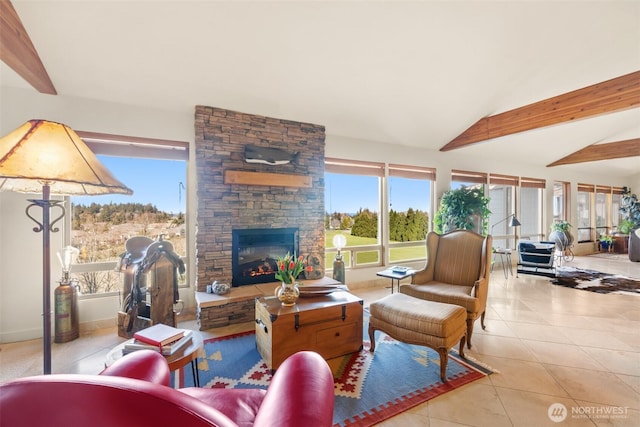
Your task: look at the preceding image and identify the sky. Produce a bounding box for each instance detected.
[73,157,431,215]
[72,156,187,214]
[324,174,431,214]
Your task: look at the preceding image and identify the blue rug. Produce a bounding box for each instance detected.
[176,318,492,427]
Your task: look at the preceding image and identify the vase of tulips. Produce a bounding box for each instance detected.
[273,252,309,306]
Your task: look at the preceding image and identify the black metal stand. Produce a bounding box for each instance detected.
[25,184,65,374]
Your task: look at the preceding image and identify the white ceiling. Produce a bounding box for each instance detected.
[2,0,639,178]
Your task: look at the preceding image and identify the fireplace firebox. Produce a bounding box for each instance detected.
[232,228,300,286]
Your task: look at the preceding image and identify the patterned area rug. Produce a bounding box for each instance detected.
[551,266,640,295]
[176,317,492,427]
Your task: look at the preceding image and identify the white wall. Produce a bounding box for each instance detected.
[0,86,634,342]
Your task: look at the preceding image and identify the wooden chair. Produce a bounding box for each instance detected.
[400,230,492,348]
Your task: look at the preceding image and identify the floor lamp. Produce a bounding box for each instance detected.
[491,214,521,245]
[0,120,132,374]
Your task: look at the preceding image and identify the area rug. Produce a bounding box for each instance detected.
[551,266,640,295]
[175,319,492,427]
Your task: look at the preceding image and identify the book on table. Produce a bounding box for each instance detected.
[124,329,193,356]
[133,323,185,347]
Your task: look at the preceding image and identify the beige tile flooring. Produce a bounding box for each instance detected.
[1,254,639,426]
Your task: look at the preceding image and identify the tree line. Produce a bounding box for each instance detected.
[326,208,429,242]
[72,202,184,227]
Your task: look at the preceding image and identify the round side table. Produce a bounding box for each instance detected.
[105,330,204,387]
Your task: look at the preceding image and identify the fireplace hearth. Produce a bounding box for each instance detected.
[232,228,300,286]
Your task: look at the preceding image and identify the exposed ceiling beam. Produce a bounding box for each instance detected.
[547,138,640,167]
[441,71,640,152]
[0,0,56,94]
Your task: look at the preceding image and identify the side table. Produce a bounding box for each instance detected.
[492,248,513,279]
[105,330,204,387]
[376,268,415,293]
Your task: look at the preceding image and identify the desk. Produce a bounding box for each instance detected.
[105,330,203,387]
[376,269,415,293]
[492,248,513,279]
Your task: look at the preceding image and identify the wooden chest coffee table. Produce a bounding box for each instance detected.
[255,291,363,371]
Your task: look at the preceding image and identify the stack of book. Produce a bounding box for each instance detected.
[123,323,193,356]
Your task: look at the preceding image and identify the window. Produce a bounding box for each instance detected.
[324,159,435,270]
[553,181,569,223]
[450,170,487,235]
[488,174,517,249]
[325,159,383,269]
[451,170,487,191]
[612,187,625,231]
[595,186,611,237]
[577,184,594,242]
[388,164,435,263]
[520,177,545,242]
[68,132,189,295]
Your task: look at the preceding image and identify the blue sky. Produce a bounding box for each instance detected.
[325,174,431,214]
[72,156,187,214]
[73,158,431,215]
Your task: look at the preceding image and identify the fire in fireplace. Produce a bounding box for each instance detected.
[232,228,300,286]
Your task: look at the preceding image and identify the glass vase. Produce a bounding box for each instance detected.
[275,282,300,306]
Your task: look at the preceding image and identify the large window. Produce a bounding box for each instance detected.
[577,184,594,242]
[450,170,487,235]
[553,181,569,223]
[324,159,434,270]
[488,174,517,249]
[67,133,188,295]
[388,164,434,263]
[612,187,625,231]
[595,186,611,238]
[519,177,545,242]
[325,159,383,269]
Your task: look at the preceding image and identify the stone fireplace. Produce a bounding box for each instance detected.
[232,227,299,286]
[194,106,326,327]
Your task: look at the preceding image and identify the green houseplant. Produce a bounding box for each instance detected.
[549,220,574,250]
[599,235,614,252]
[619,188,640,262]
[434,187,491,235]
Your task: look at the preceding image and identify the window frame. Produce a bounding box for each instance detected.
[65,132,190,298]
[324,159,435,271]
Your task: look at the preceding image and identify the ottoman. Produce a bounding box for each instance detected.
[369,293,467,382]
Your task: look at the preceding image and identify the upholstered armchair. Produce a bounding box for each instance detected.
[400,230,492,348]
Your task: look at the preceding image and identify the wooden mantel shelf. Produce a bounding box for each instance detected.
[224,170,311,188]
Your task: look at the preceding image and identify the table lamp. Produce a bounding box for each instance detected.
[332,234,347,284]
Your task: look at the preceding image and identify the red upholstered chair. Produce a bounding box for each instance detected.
[0,349,335,427]
[400,230,492,348]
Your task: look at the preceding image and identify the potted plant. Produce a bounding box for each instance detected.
[434,187,491,235]
[599,235,614,252]
[549,220,574,251]
[620,188,640,262]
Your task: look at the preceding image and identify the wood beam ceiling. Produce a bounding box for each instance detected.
[441,71,640,152]
[547,138,640,167]
[0,0,56,94]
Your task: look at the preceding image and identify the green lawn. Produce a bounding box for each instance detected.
[325,230,425,267]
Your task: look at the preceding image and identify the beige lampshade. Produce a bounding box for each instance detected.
[0,120,133,195]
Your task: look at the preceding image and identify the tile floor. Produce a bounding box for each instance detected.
[1,253,639,426]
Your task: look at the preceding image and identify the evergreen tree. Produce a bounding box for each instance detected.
[351,208,378,238]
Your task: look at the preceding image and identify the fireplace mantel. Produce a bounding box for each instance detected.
[224,170,312,188]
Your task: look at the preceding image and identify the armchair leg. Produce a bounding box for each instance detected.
[481,311,487,330]
[466,318,474,349]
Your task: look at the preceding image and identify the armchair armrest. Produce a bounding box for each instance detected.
[253,351,334,427]
[100,349,170,387]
